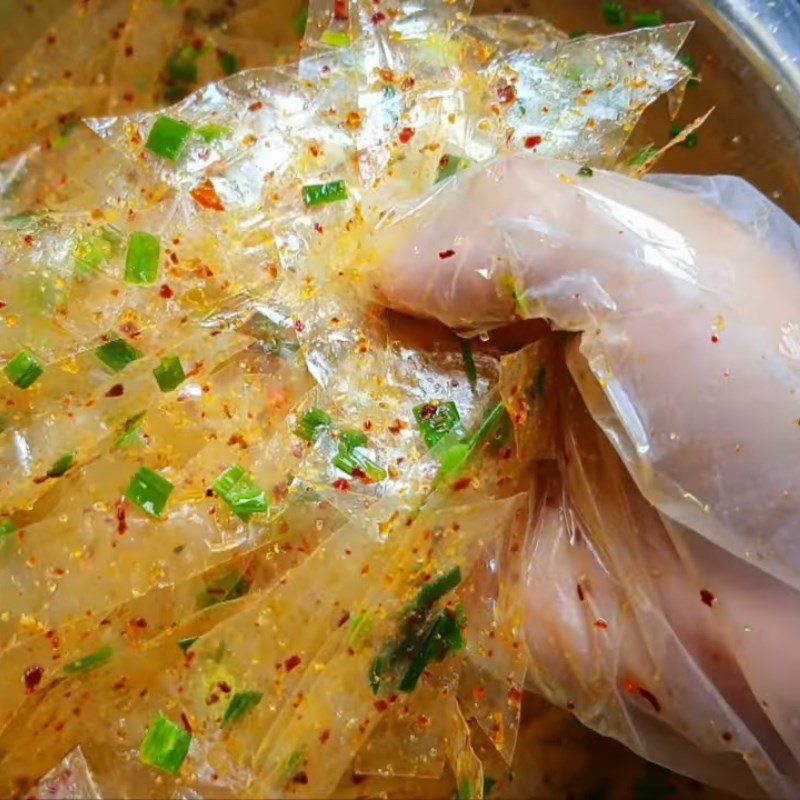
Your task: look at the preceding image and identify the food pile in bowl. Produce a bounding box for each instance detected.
[2,1,798,798]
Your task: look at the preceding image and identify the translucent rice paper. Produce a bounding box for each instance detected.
[0,0,694,797]
[370,148,800,793]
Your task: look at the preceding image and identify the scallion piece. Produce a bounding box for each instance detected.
[602,1,625,26]
[303,180,348,207]
[152,355,186,392]
[294,407,332,443]
[217,50,239,76]
[669,123,699,149]
[166,47,198,84]
[578,165,594,177]
[293,3,309,38]
[47,452,76,479]
[321,30,351,47]
[398,606,465,693]
[628,147,658,168]
[459,338,477,388]
[413,401,463,450]
[333,430,387,482]
[139,712,191,776]
[4,350,43,389]
[414,567,462,611]
[435,154,463,183]
[63,646,113,675]
[196,571,250,609]
[369,655,385,694]
[222,690,263,726]
[125,467,174,519]
[339,429,368,450]
[437,402,510,481]
[145,116,192,161]
[569,30,587,39]
[178,636,198,653]
[95,336,143,373]
[0,519,15,538]
[333,447,387,482]
[213,465,269,520]
[75,230,116,277]
[196,124,231,143]
[125,231,160,285]
[459,780,476,800]
[3,213,35,230]
[632,10,664,28]
[678,53,701,87]
[117,412,146,449]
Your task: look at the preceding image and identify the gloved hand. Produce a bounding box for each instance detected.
[372,154,800,798]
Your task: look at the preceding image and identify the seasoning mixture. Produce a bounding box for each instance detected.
[1,1,794,798]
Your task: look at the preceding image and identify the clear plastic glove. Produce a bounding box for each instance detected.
[372,155,800,798]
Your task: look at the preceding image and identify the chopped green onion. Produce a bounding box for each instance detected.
[75,229,117,277]
[627,147,658,168]
[678,53,701,87]
[414,567,462,611]
[117,412,146,449]
[602,1,626,26]
[152,355,186,392]
[484,777,498,797]
[369,655,385,694]
[0,519,15,538]
[47,452,76,478]
[569,30,587,39]
[178,636,198,653]
[196,124,231,143]
[302,180,348,207]
[125,231,160,285]
[437,402,510,482]
[196,571,250,609]
[321,30,351,47]
[339,429,368,450]
[166,49,197,84]
[435,154,463,183]
[3,213,36,230]
[63,646,113,675]
[333,430,387,482]
[669,123,699,149]
[459,779,476,800]
[222,691,263,726]
[52,118,79,150]
[348,613,374,647]
[333,447,387,482]
[217,50,239,76]
[4,350,43,389]
[413,401,463,450]
[145,116,192,161]
[293,3,309,38]
[632,10,664,28]
[139,712,192,776]
[213,465,269,520]
[398,606,465,693]
[125,467,174,519]
[578,165,594,177]
[95,336,143,373]
[294,407,332,443]
[458,339,477,388]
